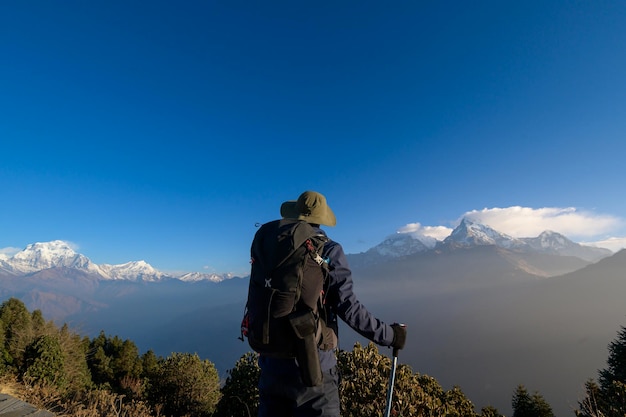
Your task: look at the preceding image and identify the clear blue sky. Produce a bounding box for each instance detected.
[2,1,626,275]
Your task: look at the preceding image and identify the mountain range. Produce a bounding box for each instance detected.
[0,240,234,282]
[0,219,622,416]
[348,218,610,271]
[0,219,612,284]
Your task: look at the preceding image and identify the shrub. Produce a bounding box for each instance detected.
[338,342,478,417]
[147,352,221,417]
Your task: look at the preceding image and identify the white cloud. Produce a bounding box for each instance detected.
[581,236,626,253]
[396,207,625,251]
[461,206,622,239]
[0,246,21,259]
[398,222,453,240]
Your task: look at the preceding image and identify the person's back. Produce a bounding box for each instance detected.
[245,217,330,386]
[256,191,407,417]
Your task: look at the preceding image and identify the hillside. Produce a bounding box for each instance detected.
[348,249,626,416]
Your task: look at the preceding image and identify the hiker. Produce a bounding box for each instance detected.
[255,190,407,417]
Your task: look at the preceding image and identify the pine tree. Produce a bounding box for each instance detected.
[214,351,260,417]
[0,298,34,370]
[578,325,626,417]
[512,385,554,417]
[23,334,68,390]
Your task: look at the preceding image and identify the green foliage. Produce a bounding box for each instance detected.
[141,349,161,378]
[214,351,260,417]
[0,297,34,370]
[480,405,505,417]
[578,325,626,417]
[512,385,554,417]
[87,331,143,395]
[338,342,478,417]
[87,332,114,387]
[0,300,91,389]
[0,318,7,375]
[602,326,626,385]
[31,309,47,334]
[148,352,221,417]
[23,334,68,390]
[57,324,93,391]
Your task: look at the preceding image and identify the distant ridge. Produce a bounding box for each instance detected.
[0,220,612,282]
[347,218,611,269]
[0,240,234,283]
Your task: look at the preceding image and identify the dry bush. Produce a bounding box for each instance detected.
[2,374,159,417]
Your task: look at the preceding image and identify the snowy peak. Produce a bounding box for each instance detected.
[443,219,525,249]
[99,260,165,282]
[0,240,237,282]
[6,240,102,274]
[522,230,575,251]
[1,241,164,281]
[521,230,611,262]
[438,220,610,262]
[178,272,233,283]
[368,233,434,258]
[348,218,611,268]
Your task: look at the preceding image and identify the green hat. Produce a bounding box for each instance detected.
[280,191,336,227]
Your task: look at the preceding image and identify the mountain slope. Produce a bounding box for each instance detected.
[348,249,626,417]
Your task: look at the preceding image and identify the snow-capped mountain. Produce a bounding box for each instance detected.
[522,230,579,252]
[521,230,611,262]
[2,220,612,282]
[347,218,611,266]
[178,271,235,283]
[3,240,104,275]
[98,261,165,282]
[369,232,435,257]
[0,241,230,282]
[441,219,527,249]
[438,219,611,261]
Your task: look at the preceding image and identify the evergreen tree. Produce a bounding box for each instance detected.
[57,324,93,391]
[0,298,34,370]
[31,309,47,335]
[0,318,7,375]
[23,334,68,390]
[87,331,142,394]
[578,325,626,417]
[480,405,505,417]
[214,351,260,417]
[599,325,626,417]
[140,349,161,380]
[111,338,143,396]
[512,385,554,417]
[87,331,114,387]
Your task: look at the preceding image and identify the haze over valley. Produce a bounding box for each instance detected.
[2,219,624,416]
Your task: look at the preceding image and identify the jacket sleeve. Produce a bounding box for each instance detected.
[323,240,395,347]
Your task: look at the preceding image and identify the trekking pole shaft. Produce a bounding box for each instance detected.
[384,354,398,417]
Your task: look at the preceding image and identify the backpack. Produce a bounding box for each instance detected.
[241,218,329,360]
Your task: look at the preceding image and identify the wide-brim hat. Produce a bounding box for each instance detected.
[280,191,336,227]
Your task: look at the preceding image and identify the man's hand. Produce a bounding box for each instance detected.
[391,323,407,350]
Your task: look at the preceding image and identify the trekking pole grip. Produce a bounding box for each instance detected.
[392,323,406,357]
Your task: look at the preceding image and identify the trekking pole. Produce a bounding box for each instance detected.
[384,324,405,417]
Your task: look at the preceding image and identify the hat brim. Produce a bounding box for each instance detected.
[280,201,299,219]
[281,191,337,227]
[297,210,336,227]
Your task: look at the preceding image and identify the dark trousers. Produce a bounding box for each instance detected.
[258,366,340,417]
